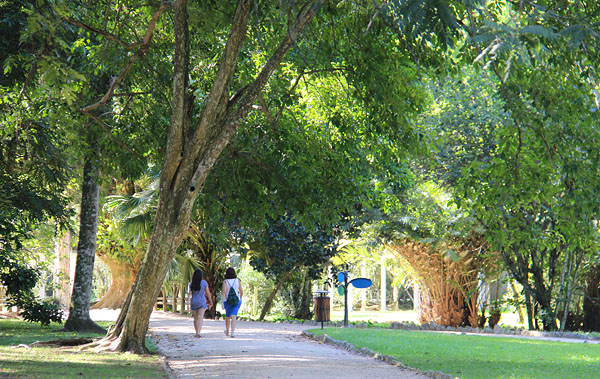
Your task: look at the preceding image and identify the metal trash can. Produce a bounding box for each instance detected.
[314,290,330,326]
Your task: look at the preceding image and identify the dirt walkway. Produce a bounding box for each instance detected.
[146,312,427,378]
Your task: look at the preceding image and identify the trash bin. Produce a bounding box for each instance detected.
[314,290,330,324]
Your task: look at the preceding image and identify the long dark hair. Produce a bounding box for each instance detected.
[225,267,237,279]
[190,269,203,291]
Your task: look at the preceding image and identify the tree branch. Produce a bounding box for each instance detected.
[161,0,191,186]
[188,0,325,191]
[195,0,253,134]
[252,67,344,130]
[75,1,173,113]
[228,0,326,121]
[17,45,47,104]
[365,1,385,35]
[64,1,173,50]
[80,48,145,113]
[82,111,142,159]
[257,93,275,126]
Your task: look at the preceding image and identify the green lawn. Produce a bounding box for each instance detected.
[308,328,600,378]
[0,319,165,378]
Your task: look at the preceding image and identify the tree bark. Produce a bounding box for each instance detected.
[393,281,399,311]
[94,0,324,353]
[290,268,312,320]
[510,281,525,324]
[63,158,106,333]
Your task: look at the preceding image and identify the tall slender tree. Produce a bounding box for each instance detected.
[64,156,106,332]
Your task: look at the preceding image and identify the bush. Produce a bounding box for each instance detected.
[8,293,63,326]
[1,247,64,326]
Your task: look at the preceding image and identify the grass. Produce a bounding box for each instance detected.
[0,319,165,378]
[308,328,600,378]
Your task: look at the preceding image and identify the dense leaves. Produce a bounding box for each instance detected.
[0,247,63,326]
[249,216,338,280]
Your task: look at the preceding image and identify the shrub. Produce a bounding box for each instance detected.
[1,247,64,326]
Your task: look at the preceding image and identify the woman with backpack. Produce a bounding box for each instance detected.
[222,267,243,337]
[187,269,213,338]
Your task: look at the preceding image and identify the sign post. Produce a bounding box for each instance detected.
[337,272,372,327]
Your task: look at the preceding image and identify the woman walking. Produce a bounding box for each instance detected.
[187,269,213,338]
[222,267,243,337]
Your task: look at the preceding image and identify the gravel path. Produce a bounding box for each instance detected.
[146,312,427,378]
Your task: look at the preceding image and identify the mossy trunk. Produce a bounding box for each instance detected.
[64,158,106,334]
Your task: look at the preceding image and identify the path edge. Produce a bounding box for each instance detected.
[302,330,457,379]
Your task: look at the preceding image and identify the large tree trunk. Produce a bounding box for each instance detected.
[63,158,106,333]
[92,0,323,353]
[92,253,137,309]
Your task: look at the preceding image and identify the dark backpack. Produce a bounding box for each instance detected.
[226,282,239,306]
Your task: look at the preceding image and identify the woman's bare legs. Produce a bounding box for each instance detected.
[230,315,237,337]
[225,316,230,336]
[192,308,207,337]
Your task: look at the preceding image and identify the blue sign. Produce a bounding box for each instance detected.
[337,272,346,283]
[349,278,372,289]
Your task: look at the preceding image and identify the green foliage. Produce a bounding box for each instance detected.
[417,69,509,187]
[9,293,63,326]
[0,247,63,326]
[194,1,429,240]
[249,216,338,281]
[452,2,600,329]
[236,262,276,316]
[382,0,465,48]
[0,119,72,245]
[0,248,38,295]
[277,267,314,319]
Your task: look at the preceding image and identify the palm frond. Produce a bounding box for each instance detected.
[121,213,155,244]
[175,251,201,284]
